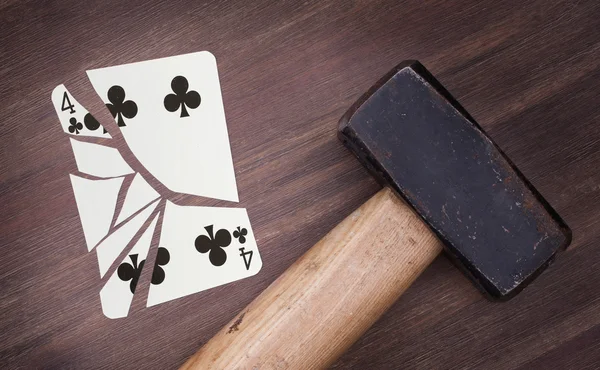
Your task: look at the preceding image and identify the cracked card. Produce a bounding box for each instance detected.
[54,51,262,319]
[86,51,239,202]
[147,201,261,307]
[52,84,111,138]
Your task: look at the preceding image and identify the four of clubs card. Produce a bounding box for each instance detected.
[52,85,110,138]
[54,51,262,318]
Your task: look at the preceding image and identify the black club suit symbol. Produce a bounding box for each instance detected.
[151,247,170,285]
[164,76,201,118]
[83,113,101,131]
[69,114,105,134]
[195,225,231,266]
[68,117,83,134]
[118,254,145,294]
[233,227,248,244]
[106,85,138,127]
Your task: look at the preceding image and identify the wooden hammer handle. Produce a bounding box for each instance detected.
[181,188,443,369]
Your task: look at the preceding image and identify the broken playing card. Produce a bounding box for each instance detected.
[86,51,239,202]
[146,201,261,307]
[100,212,160,319]
[69,174,124,251]
[96,199,160,277]
[115,173,160,226]
[52,84,111,138]
[69,138,134,178]
[54,51,262,319]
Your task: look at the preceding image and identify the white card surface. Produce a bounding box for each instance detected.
[96,199,160,277]
[115,173,160,226]
[100,213,160,319]
[146,201,261,307]
[70,139,134,178]
[70,175,124,251]
[86,51,239,202]
[52,84,111,138]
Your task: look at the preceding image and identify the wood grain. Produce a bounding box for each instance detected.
[182,188,442,369]
[0,0,599,369]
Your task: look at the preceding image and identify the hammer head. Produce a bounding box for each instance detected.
[338,61,571,299]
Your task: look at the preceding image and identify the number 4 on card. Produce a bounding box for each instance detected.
[239,248,253,270]
[61,91,76,114]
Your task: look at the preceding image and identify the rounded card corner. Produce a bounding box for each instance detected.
[51,84,65,98]
[251,257,263,276]
[200,50,217,64]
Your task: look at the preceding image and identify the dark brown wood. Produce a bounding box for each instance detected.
[0,0,598,369]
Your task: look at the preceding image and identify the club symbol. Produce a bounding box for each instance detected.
[233,227,248,244]
[117,254,145,294]
[83,113,101,131]
[151,247,170,285]
[68,117,83,134]
[106,85,138,127]
[164,76,201,118]
[195,225,231,266]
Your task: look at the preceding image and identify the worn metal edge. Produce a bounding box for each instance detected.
[338,60,572,300]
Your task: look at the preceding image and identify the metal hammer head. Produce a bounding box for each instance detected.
[338,61,572,299]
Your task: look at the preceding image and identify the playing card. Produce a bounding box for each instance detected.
[86,51,239,202]
[52,84,111,138]
[70,139,134,178]
[115,173,160,226]
[146,201,262,307]
[96,199,160,277]
[100,213,160,319]
[52,51,263,318]
[70,175,124,251]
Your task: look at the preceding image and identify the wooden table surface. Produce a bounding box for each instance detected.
[1,0,599,368]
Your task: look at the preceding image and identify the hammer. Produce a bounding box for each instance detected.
[181,61,572,369]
